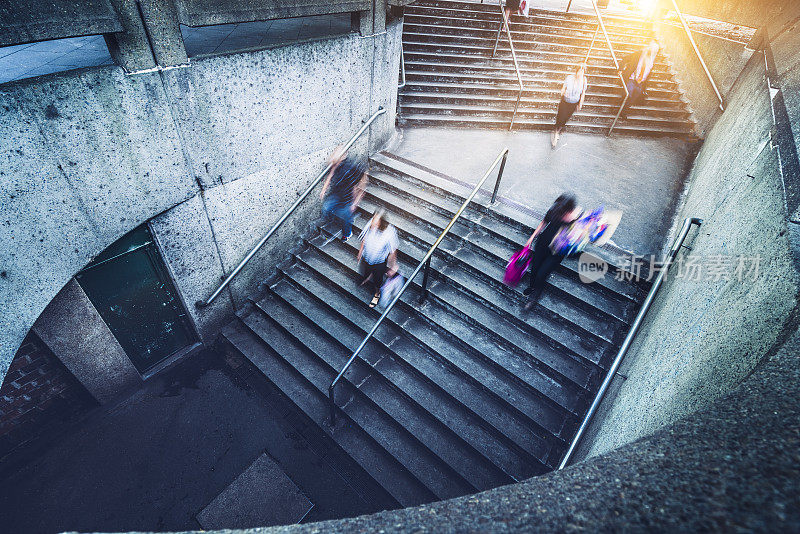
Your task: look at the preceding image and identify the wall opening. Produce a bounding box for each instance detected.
[0,35,113,85]
[181,13,352,57]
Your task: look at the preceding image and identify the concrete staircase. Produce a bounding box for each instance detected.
[399,0,697,137]
[220,152,650,508]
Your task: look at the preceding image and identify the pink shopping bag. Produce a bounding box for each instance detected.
[504,246,531,287]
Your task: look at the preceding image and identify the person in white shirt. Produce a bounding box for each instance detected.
[552,63,588,148]
[357,209,399,308]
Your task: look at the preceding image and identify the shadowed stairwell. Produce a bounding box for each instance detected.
[221,151,651,506]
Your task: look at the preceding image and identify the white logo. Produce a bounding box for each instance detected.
[578,252,608,283]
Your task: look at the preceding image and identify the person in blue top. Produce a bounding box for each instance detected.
[320,145,368,241]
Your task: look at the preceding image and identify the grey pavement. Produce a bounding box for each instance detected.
[388,127,695,254]
[0,348,385,534]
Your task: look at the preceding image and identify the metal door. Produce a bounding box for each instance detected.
[76,225,195,374]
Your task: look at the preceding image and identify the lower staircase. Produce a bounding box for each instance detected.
[221,152,650,508]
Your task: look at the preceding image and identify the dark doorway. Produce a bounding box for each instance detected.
[76,225,195,374]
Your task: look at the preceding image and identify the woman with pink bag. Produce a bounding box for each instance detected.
[521,194,580,311]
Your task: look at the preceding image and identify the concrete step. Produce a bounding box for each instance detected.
[283,250,561,470]
[403,49,674,77]
[366,158,642,320]
[399,102,693,131]
[307,230,590,428]
[409,0,656,32]
[220,320,434,508]
[398,113,695,138]
[403,58,679,87]
[399,92,692,119]
[403,16,657,49]
[402,26,666,58]
[265,275,514,490]
[369,151,651,302]
[402,73,684,101]
[246,292,473,502]
[405,7,654,36]
[402,40,672,76]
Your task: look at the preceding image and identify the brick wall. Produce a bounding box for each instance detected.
[0,332,96,460]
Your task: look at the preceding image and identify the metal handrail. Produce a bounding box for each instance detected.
[398,47,406,89]
[557,217,702,470]
[669,0,724,111]
[491,4,525,130]
[195,108,387,308]
[328,148,510,424]
[584,0,630,135]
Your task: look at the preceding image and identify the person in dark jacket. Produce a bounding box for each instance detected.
[522,194,580,311]
[618,40,660,116]
[320,145,368,241]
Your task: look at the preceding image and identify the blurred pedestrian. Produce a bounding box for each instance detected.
[358,209,399,308]
[320,145,368,241]
[551,63,588,148]
[618,40,660,117]
[522,194,580,311]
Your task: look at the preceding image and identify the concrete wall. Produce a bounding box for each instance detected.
[0,23,401,386]
[579,34,800,459]
[654,18,753,137]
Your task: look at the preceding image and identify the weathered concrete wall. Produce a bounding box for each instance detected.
[674,0,799,38]
[0,24,401,386]
[654,18,753,137]
[578,37,800,459]
[32,279,142,404]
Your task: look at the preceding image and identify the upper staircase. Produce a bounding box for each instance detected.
[220,152,650,509]
[399,0,697,137]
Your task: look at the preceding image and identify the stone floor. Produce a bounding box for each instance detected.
[387,127,695,255]
[0,348,388,534]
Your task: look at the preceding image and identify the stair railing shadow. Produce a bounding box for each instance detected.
[328,148,510,424]
[195,108,387,309]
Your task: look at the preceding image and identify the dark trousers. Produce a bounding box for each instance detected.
[621,79,645,115]
[555,98,579,130]
[526,245,563,301]
[361,260,388,294]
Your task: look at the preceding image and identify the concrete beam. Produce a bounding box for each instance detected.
[104,0,157,72]
[174,0,369,27]
[0,0,123,47]
[138,0,188,67]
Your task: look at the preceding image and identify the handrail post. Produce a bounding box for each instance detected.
[398,47,406,89]
[670,0,724,111]
[493,6,524,130]
[491,150,508,204]
[327,149,511,426]
[588,0,628,136]
[195,108,387,309]
[557,217,702,470]
[565,0,573,13]
[328,384,337,424]
[419,257,432,303]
